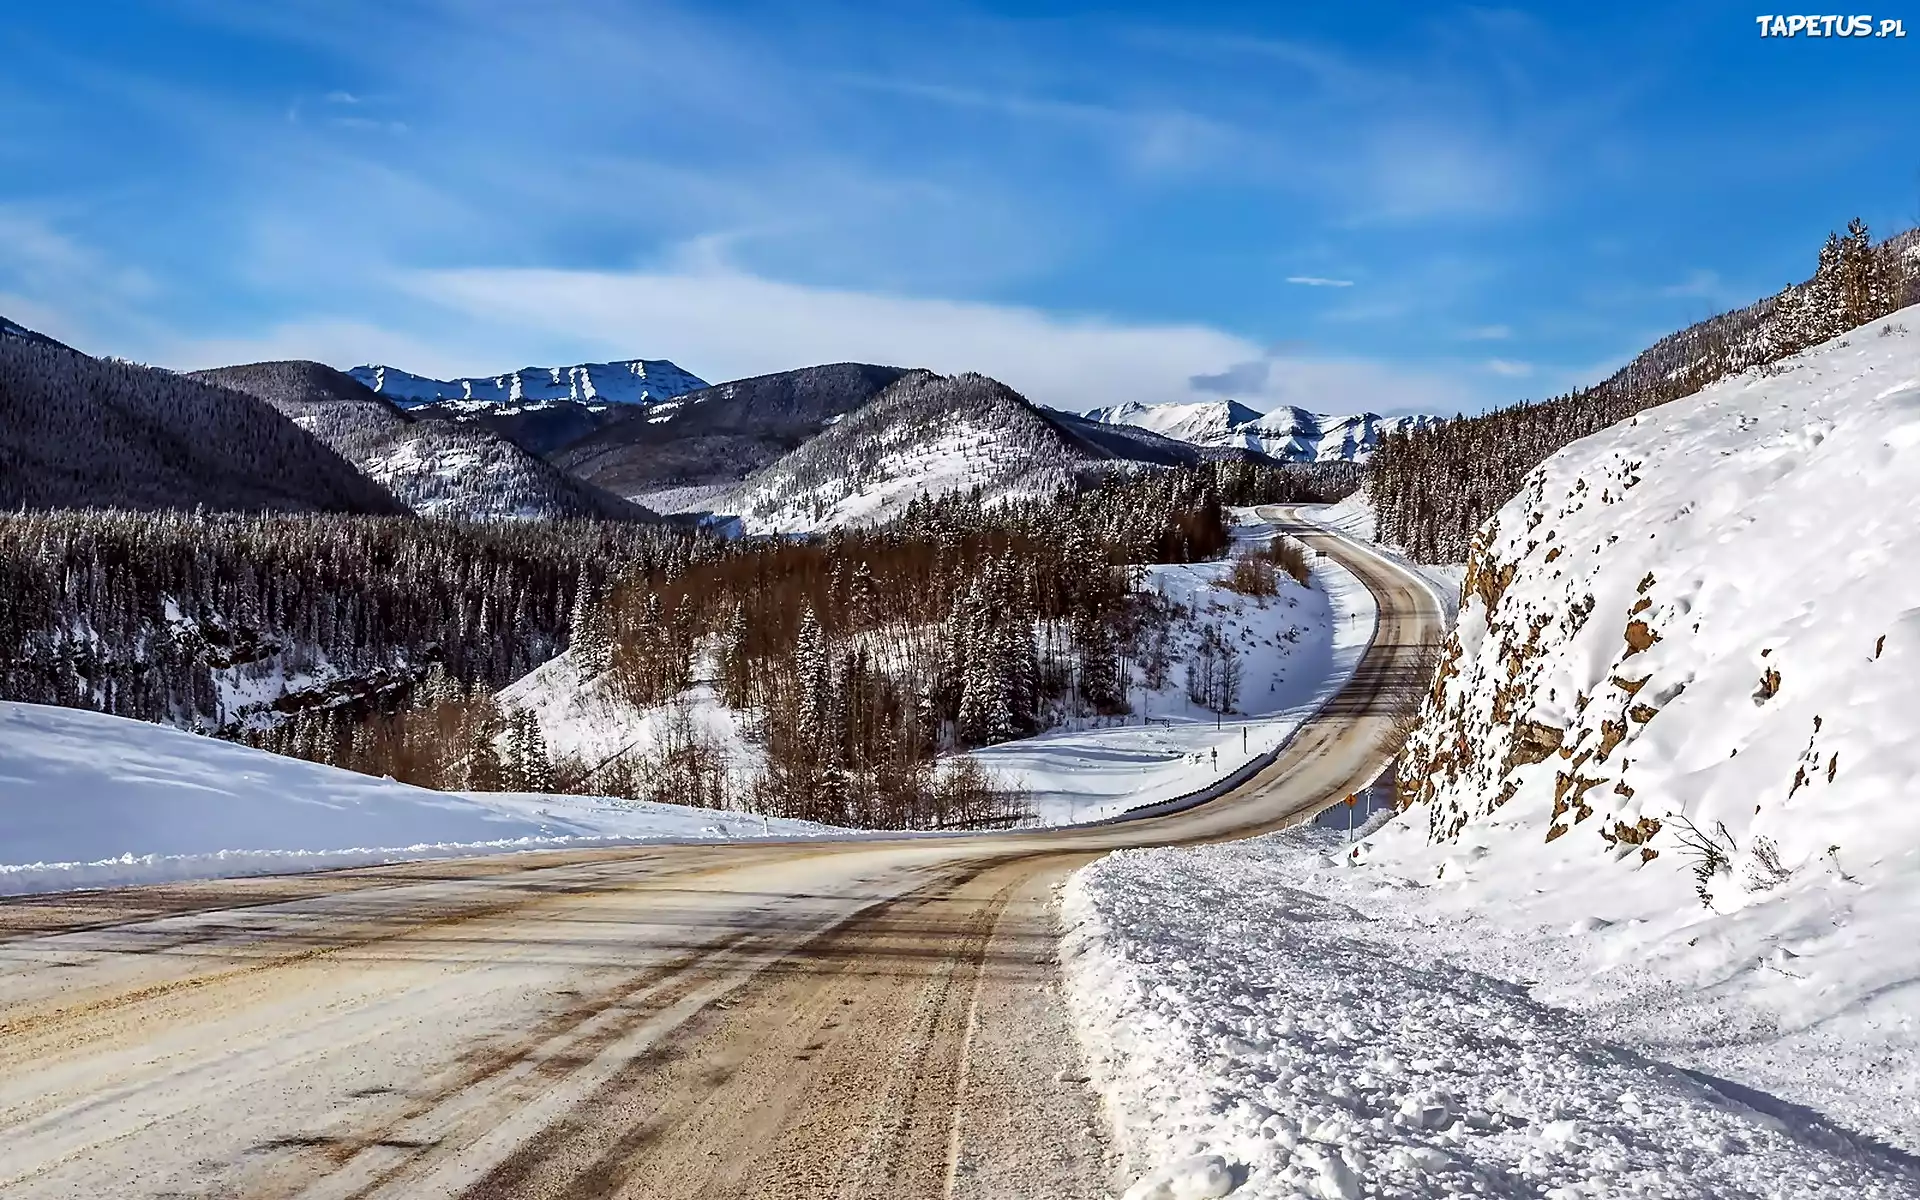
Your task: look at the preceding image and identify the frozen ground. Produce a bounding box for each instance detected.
[1065,825,1920,1200]
[0,700,829,896]
[971,511,1374,825]
[500,657,764,786]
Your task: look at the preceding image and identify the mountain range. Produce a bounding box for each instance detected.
[347,359,708,409]
[553,363,914,511]
[0,315,1416,527]
[722,371,1245,534]
[192,361,651,521]
[1080,399,1438,463]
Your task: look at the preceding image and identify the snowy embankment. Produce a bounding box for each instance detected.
[1303,492,1464,622]
[1065,827,1920,1200]
[1063,310,1920,1197]
[972,511,1374,825]
[0,701,828,897]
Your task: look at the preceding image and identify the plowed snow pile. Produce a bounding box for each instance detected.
[1065,310,1920,1198]
[0,701,829,895]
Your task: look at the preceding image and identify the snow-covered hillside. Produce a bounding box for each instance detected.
[1364,307,1920,1148]
[1083,399,1438,463]
[498,511,1360,826]
[972,527,1371,824]
[349,358,708,408]
[192,361,650,521]
[553,363,915,504]
[722,371,1105,534]
[0,701,831,895]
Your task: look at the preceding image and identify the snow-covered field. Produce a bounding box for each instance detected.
[0,700,828,896]
[1063,310,1920,1197]
[972,511,1374,825]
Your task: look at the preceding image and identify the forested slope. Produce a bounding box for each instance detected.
[0,511,696,737]
[0,336,405,514]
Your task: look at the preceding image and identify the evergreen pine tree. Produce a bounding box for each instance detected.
[568,569,612,677]
[519,709,554,792]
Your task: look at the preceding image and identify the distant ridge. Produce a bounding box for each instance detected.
[0,314,75,353]
[193,360,655,521]
[1081,398,1438,463]
[348,358,709,409]
[718,371,1287,534]
[552,363,914,506]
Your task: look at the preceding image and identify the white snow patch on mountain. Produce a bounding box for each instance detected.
[349,359,707,409]
[727,419,1056,535]
[1082,399,1439,463]
[0,701,829,896]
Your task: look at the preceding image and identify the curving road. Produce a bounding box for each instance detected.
[0,509,1446,1200]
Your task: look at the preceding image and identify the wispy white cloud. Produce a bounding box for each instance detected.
[1659,268,1736,301]
[148,250,1478,418]
[9,0,1600,421]
[835,76,1235,176]
[1484,357,1533,377]
[1461,323,1512,340]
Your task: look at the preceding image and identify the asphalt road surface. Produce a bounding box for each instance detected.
[0,509,1445,1200]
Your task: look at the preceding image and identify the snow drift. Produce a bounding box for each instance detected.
[0,701,828,895]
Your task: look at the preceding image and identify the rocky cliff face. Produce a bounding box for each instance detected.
[1397,306,1920,909]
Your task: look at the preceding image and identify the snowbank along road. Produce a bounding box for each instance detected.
[0,507,1446,1200]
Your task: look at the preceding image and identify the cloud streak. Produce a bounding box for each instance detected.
[1286,275,1354,288]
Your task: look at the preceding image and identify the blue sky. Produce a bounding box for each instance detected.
[2,1,1915,415]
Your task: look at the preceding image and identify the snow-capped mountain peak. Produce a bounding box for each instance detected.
[347,358,709,409]
[1081,398,1438,463]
